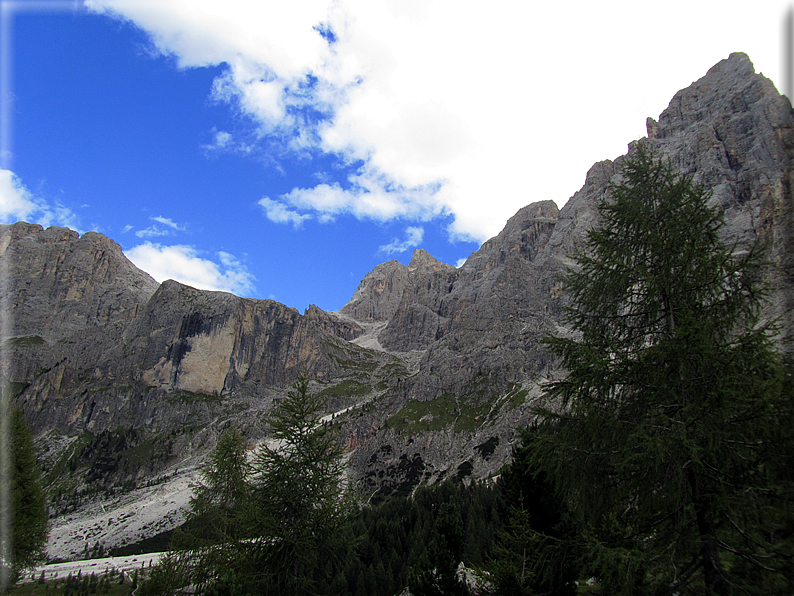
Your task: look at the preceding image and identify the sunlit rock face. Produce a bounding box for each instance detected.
[1,222,159,341]
[4,52,792,555]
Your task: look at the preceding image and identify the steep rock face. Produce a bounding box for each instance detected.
[377,250,458,351]
[647,53,794,344]
[121,281,365,394]
[1,222,159,340]
[340,260,410,322]
[342,206,561,354]
[11,278,367,438]
[341,52,793,495]
[348,53,793,382]
[363,200,561,372]
[650,52,792,253]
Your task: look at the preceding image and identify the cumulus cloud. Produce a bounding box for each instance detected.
[85,0,787,243]
[202,129,237,153]
[0,169,79,228]
[378,226,423,256]
[0,169,38,222]
[261,165,447,226]
[125,242,255,296]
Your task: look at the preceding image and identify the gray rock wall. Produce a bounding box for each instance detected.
[1,222,159,341]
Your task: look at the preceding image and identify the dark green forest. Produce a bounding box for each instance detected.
[141,428,574,596]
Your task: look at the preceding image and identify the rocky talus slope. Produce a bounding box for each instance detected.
[2,52,791,558]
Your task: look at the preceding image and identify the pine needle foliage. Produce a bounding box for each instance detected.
[2,407,48,587]
[166,428,253,592]
[247,373,353,594]
[489,428,579,595]
[534,144,793,595]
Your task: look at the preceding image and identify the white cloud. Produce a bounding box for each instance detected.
[135,215,187,237]
[135,226,170,238]
[0,169,79,228]
[213,130,232,148]
[202,129,234,152]
[151,215,186,230]
[378,226,423,255]
[273,166,446,223]
[257,196,311,228]
[0,169,39,222]
[125,242,256,296]
[85,0,791,243]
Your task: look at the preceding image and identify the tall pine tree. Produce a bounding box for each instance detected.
[489,428,579,595]
[2,406,48,586]
[247,373,354,594]
[534,144,792,595]
[165,428,253,592]
[144,376,354,595]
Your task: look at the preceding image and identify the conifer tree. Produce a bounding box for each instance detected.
[490,428,578,595]
[534,144,792,594]
[176,428,252,545]
[143,376,353,595]
[247,373,353,594]
[1,406,48,585]
[408,500,468,596]
[157,428,252,593]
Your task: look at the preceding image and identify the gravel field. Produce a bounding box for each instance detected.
[46,463,202,561]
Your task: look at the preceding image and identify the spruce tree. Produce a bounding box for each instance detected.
[143,376,354,595]
[490,428,578,595]
[176,427,252,545]
[1,406,48,585]
[408,499,468,596]
[534,144,792,594]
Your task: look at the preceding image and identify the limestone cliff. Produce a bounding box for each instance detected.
[1,222,159,340]
[338,52,793,495]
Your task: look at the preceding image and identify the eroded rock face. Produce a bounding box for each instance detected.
[1,222,159,341]
[1,225,376,447]
[648,53,794,346]
[339,51,793,495]
[342,204,562,354]
[345,52,793,379]
[121,281,365,394]
[340,260,411,323]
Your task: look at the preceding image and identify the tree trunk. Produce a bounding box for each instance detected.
[688,469,730,595]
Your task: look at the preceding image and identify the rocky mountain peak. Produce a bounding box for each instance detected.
[340,249,457,324]
[1,221,159,341]
[339,260,410,323]
[458,199,559,277]
[408,248,455,273]
[649,52,776,140]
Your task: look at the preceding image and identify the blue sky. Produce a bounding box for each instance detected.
[1,1,791,312]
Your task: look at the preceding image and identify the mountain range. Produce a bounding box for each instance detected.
[2,52,792,560]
